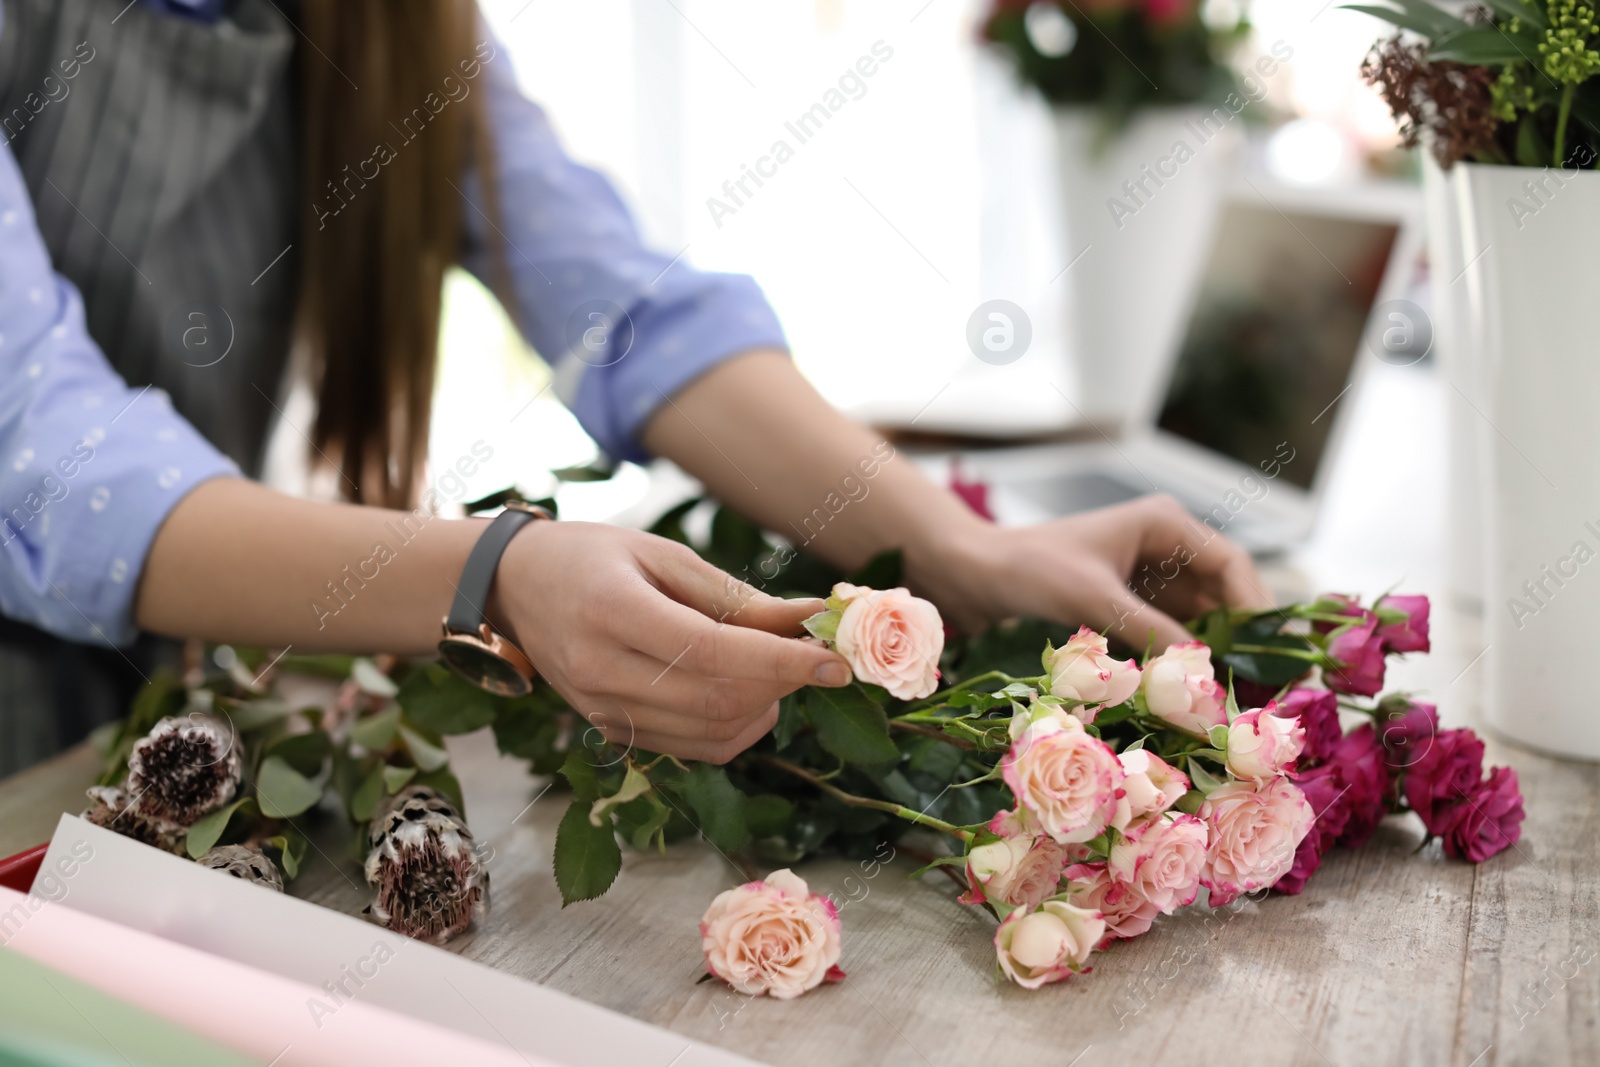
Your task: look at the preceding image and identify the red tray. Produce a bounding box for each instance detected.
[0,843,48,893]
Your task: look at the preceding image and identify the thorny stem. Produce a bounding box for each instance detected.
[897,670,1026,714]
[753,754,973,843]
[888,719,977,750]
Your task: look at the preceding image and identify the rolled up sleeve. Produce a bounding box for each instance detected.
[458,35,788,463]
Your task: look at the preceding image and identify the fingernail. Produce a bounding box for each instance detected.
[814,662,851,687]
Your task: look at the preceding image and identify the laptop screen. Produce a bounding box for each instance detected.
[1154,201,1400,491]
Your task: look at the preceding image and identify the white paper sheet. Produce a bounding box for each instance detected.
[32,815,762,1067]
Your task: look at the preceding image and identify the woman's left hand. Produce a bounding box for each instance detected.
[908,494,1274,651]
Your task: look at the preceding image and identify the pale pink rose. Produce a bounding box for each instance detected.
[1066,862,1160,944]
[1199,779,1316,906]
[699,869,845,999]
[1002,716,1124,845]
[1107,813,1207,913]
[993,899,1106,989]
[831,584,944,700]
[961,834,1069,909]
[1110,749,1189,831]
[1045,627,1141,721]
[1140,642,1227,735]
[1226,702,1306,782]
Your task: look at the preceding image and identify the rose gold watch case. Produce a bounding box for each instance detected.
[438,619,538,698]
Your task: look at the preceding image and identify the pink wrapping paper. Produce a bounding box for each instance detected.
[0,885,548,1067]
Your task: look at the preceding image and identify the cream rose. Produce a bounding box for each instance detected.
[1199,778,1316,906]
[1225,703,1306,782]
[1066,862,1161,943]
[961,833,1068,910]
[699,869,845,999]
[1002,716,1124,845]
[830,583,944,701]
[994,898,1106,988]
[1110,749,1189,831]
[1107,812,1208,913]
[1045,627,1141,720]
[1140,642,1227,736]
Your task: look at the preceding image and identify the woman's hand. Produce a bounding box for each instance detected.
[488,522,851,763]
[909,495,1274,651]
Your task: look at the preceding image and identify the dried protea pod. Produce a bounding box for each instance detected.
[82,786,186,855]
[196,845,284,892]
[126,714,242,825]
[363,785,487,944]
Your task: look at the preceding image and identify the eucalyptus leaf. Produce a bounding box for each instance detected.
[350,766,386,822]
[349,705,402,751]
[397,724,450,772]
[398,664,496,735]
[255,756,323,819]
[382,765,418,794]
[185,797,255,858]
[267,730,332,778]
[352,658,399,698]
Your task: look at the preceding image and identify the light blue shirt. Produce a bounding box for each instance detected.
[0,5,788,647]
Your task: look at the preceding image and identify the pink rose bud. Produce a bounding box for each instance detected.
[1439,766,1525,862]
[1139,642,1228,736]
[993,899,1106,989]
[1375,594,1430,654]
[1226,702,1306,782]
[1110,749,1188,831]
[1045,627,1141,720]
[961,833,1070,910]
[1199,777,1315,906]
[1325,619,1387,697]
[1002,715,1125,845]
[829,583,944,701]
[699,869,845,1000]
[1107,812,1208,913]
[1066,862,1160,944]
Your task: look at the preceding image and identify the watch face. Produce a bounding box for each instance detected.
[438,639,533,697]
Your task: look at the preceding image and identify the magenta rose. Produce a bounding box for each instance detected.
[1325,618,1387,697]
[1377,697,1439,771]
[1066,862,1161,944]
[1375,594,1430,653]
[1272,763,1351,895]
[1274,688,1342,765]
[1438,766,1525,862]
[1404,728,1487,835]
[1329,724,1388,848]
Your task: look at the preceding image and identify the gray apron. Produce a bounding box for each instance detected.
[0,0,300,774]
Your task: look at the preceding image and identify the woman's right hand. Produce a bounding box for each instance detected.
[488,521,851,763]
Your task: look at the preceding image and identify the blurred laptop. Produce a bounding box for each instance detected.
[963,180,1422,553]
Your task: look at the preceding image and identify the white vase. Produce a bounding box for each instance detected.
[1051,106,1240,424]
[1455,161,1600,760]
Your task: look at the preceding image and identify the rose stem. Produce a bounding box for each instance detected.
[752,754,973,843]
[896,669,1025,714]
[1227,644,1330,664]
[888,720,977,750]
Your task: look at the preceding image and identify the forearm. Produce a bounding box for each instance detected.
[135,478,485,654]
[640,350,989,575]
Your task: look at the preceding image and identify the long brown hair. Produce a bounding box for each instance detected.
[296,1,500,508]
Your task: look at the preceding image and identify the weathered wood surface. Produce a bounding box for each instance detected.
[4,707,1594,1067]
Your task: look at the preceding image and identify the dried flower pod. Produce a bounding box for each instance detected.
[82,786,187,855]
[363,785,488,944]
[196,845,284,892]
[126,714,242,825]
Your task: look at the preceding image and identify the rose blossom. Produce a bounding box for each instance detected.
[1045,627,1141,720]
[1325,618,1386,697]
[1272,763,1351,895]
[1108,812,1208,913]
[1375,594,1431,653]
[1140,642,1227,735]
[1330,724,1388,848]
[1226,702,1306,782]
[1066,862,1160,943]
[1403,728,1486,835]
[1002,715,1124,844]
[1274,688,1341,764]
[1439,766,1525,862]
[993,899,1106,989]
[829,583,944,700]
[1198,778,1315,906]
[1110,749,1188,831]
[961,833,1069,909]
[1377,697,1439,770]
[699,869,844,999]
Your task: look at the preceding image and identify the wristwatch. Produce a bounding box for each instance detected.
[437,500,553,696]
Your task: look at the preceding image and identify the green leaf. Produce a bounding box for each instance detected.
[744,794,796,838]
[1516,114,1549,168]
[773,692,809,750]
[802,609,840,643]
[554,798,623,905]
[263,830,308,879]
[907,853,967,879]
[1427,26,1534,64]
[1186,757,1225,797]
[255,756,323,819]
[558,751,601,802]
[382,765,418,794]
[351,658,399,698]
[1207,723,1232,749]
[646,496,701,545]
[1340,0,1465,38]
[673,765,750,852]
[552,462,616,483]
[847,548,903,590]
[1174,788,1206,815]
[215,698,296,734]
[185,797,255,858]
[491,686,569,773]
[266,730,332,778]
[350,765,386,822]
[349,705,401,751]
[589,764,653,826]
[807,685,899,766]
[397,724,450,772]
[398,664,497,735]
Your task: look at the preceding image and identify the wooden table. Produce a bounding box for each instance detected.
[3,666,1595,1067]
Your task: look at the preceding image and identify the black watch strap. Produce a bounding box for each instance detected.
[444,502,552,634]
